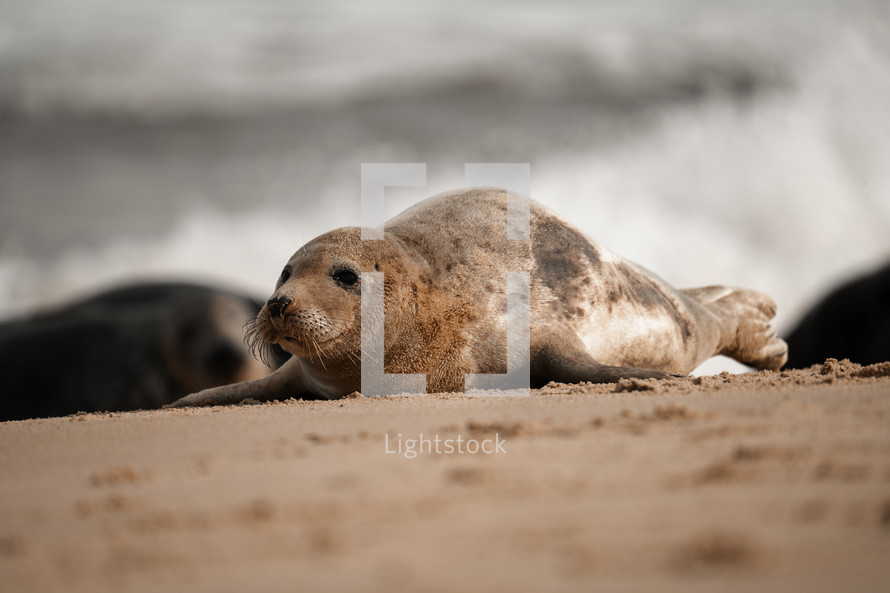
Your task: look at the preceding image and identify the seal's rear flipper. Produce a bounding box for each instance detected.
[531,344,680,387]
[686,286,788,371]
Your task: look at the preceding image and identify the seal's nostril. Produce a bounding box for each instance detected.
[266,297,293,318]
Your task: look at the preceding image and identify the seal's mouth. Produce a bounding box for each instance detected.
[267,312,348,346]
[247,307,352,365]
[278,330,343,347]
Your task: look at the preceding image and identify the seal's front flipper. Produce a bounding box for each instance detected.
[164,380,267,408]
[165,358,308,408]
[531,344,680,387]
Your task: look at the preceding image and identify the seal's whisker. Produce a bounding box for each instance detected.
[341,344,362,366]
[243,316,276,367]
[311,337,328,371]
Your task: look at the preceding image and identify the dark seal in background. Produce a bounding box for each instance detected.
[0,282,289,421]
[784,261,890,368]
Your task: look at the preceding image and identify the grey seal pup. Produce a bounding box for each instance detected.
[168,188,787,407]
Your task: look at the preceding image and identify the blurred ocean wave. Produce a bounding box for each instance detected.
[0,0,816,118]
[1,0,888,363]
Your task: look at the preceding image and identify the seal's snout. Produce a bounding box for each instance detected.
[266,296,293,318]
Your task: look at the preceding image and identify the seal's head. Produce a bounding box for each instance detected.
[247,227,429,370]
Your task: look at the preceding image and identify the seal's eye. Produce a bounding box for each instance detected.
[332,269,358,287]
[278,266,292,285]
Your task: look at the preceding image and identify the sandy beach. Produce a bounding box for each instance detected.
[1,2,888,591]
[1,359,888,592]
